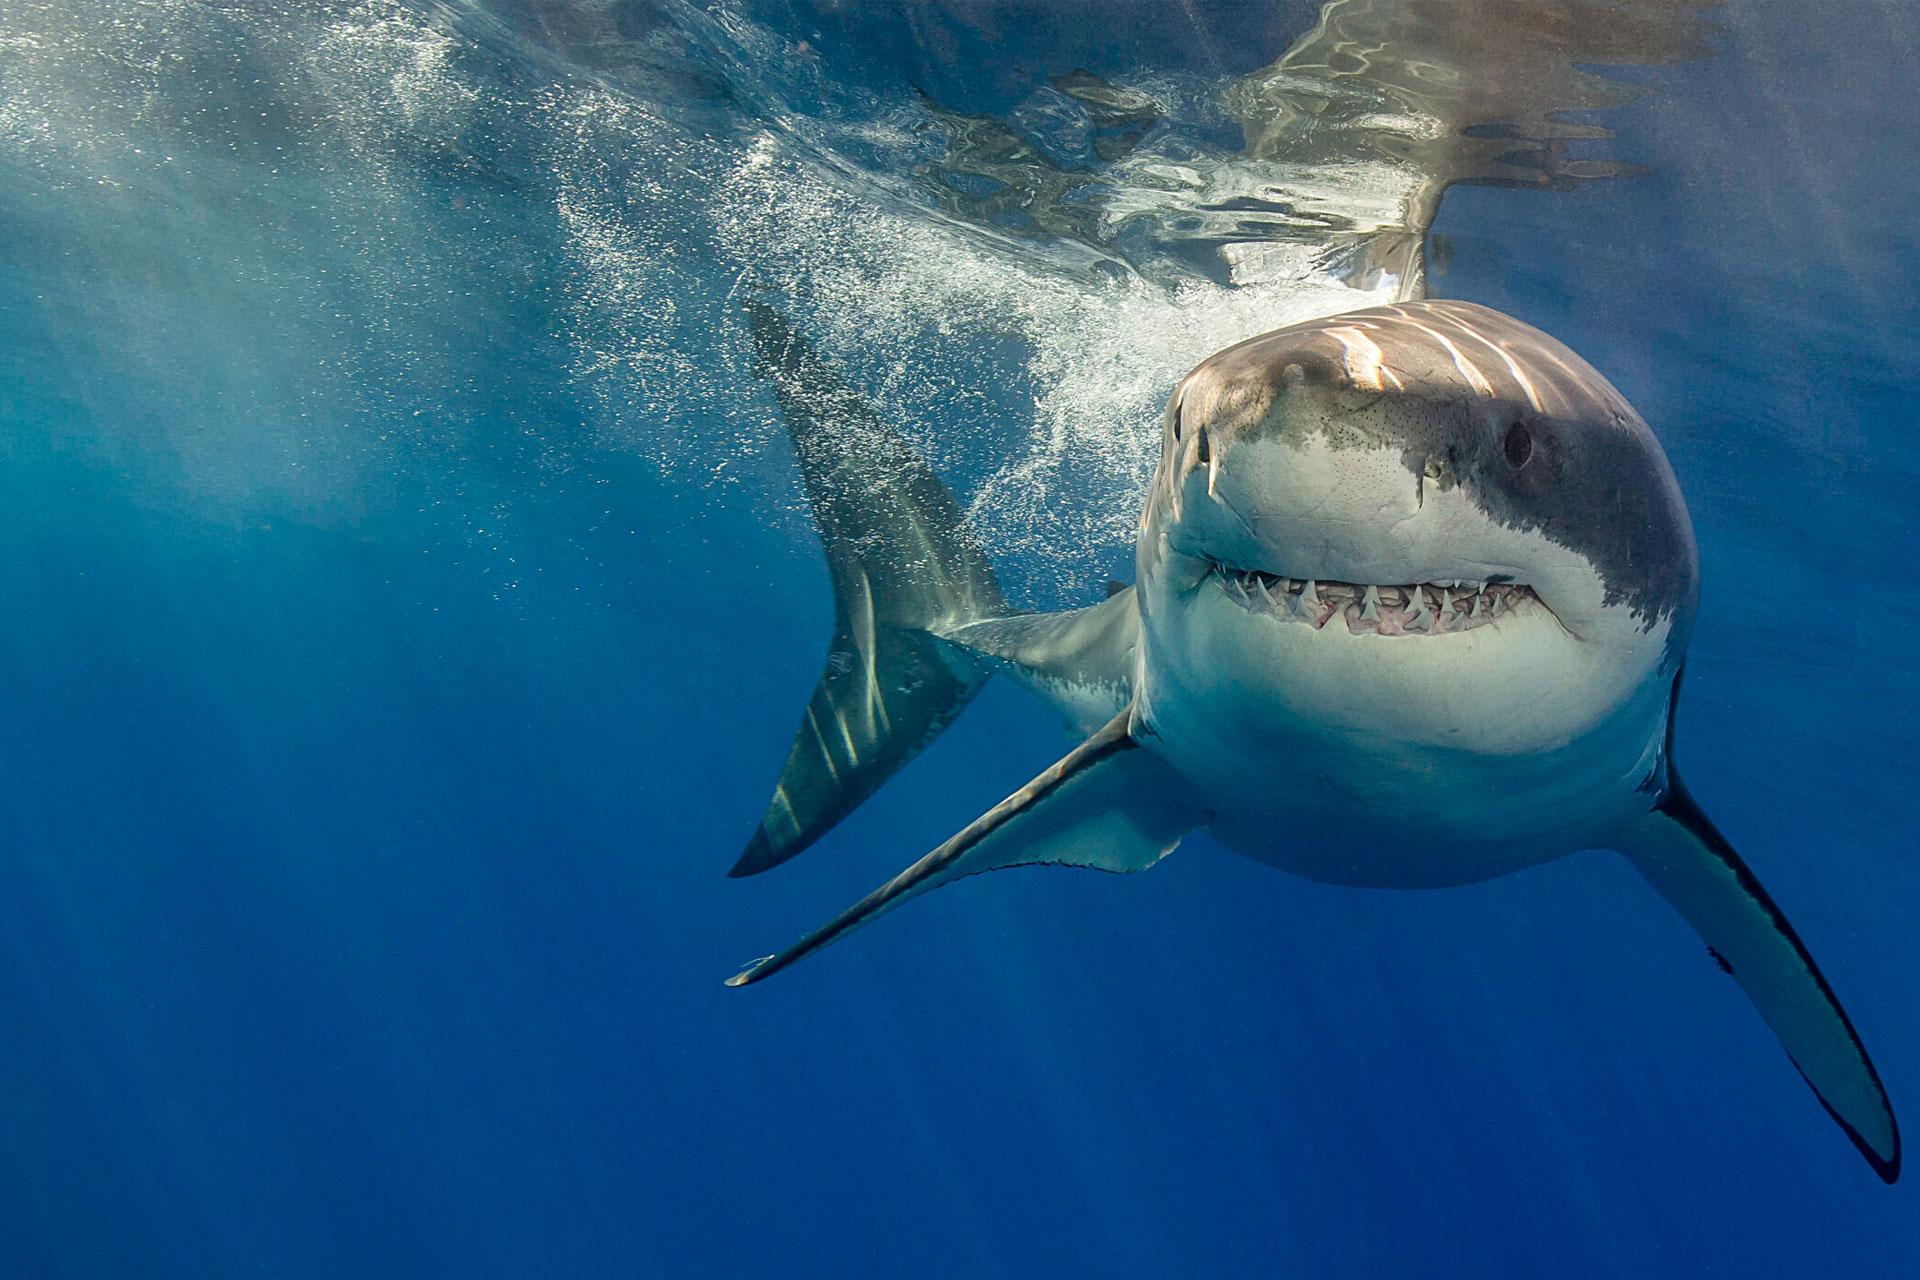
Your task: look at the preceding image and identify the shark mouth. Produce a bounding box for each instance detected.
[1212,565,1545,637]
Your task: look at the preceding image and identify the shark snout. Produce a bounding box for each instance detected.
[1170,429,1427,574]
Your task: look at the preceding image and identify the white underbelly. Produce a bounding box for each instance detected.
[1137,591,1670,888]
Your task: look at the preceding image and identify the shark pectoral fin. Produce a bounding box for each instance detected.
[726,709,1203,987]
[1619,784,1900,1182]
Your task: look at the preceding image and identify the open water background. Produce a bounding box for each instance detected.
[0,2,1915,1275]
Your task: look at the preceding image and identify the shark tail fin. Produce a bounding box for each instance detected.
[732,302,1009,878]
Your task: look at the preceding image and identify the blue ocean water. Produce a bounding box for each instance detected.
[1,2,1915,1275]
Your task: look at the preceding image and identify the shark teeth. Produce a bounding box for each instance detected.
[1215,566,1540,637]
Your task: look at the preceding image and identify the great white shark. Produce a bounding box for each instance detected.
[725,297,1899,1182]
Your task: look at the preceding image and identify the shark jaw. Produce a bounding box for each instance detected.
[1205,563,1551,638]
[1139,542,1671,886]
[1136,428,1672,806]
[1147,545,1628,762]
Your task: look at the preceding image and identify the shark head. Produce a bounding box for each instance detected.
[1136,299,1700,776]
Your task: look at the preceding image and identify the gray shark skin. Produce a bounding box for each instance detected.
[729,299,1899,1183]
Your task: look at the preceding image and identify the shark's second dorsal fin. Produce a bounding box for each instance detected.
[727,709,1204,986]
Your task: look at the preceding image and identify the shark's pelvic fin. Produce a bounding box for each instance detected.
[734,302,1008,878]
[1618,784,1900,1182]
[727,709,1204,987]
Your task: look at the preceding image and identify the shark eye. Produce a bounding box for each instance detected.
[1503,422,1534,468]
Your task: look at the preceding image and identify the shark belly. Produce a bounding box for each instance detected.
[1137,588,1671,887]
[1195,726,1659,887]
